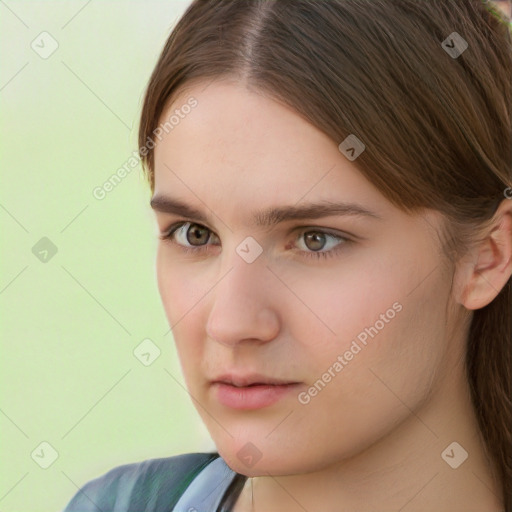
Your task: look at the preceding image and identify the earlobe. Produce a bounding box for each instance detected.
[460,198,512,311]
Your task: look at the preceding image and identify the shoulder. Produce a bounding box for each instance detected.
[61,451,220,512]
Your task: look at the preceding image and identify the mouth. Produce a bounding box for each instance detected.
[210,373,302,409]
[211,373,300,388]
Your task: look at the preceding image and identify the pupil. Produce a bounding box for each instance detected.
[306,232,325,251]
[187,224,209,245]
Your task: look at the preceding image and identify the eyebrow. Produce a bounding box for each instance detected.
[149,195,382,228]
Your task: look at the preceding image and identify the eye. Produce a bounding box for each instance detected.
[159,222,219,254]
[159,222,351,260]
[292,229,349,260]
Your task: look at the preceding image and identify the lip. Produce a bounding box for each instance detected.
[211,382,301,409]
[211,373,300,387]
[210,373,302,410]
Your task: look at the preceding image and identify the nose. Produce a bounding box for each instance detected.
[205,251,280,347]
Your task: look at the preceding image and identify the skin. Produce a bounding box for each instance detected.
[151,79,512,512]
[495,0,511,17]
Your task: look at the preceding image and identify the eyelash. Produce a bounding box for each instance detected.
[158,221,352,260]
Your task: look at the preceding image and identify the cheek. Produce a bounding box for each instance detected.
[281,255,406,356]
[156,248,207,326]
[287,243,444,354]
[289,259,448,453]
[289,252,446,382]
[156,250,207,367]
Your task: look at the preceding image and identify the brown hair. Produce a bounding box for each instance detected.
[138,0,512,508]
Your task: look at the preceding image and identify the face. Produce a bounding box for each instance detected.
[152,79,460,476]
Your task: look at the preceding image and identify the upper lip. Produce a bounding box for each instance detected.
[211,373,300,387]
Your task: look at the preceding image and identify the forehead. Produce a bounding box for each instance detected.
[155,79,333,169]
[152,79,388,221]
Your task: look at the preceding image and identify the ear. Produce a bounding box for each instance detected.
[457,198,512,310]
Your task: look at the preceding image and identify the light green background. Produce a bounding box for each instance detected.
[0,2,215,511]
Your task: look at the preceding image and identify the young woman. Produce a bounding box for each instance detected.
[62,0,512,511]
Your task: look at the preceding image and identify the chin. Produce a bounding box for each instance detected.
[214,438,315,477]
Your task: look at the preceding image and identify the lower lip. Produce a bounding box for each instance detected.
[211,382,301,409]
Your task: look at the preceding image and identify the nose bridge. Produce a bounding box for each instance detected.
[216,235,270,300]
[206,241,280,345]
